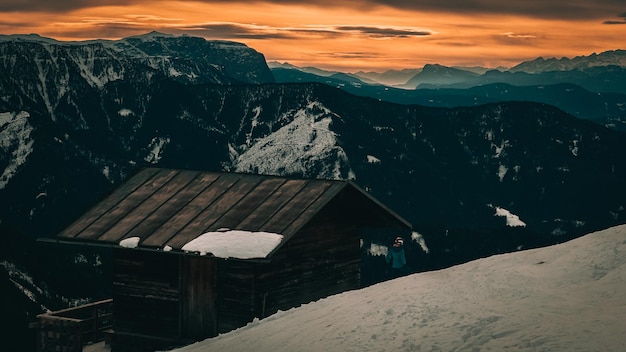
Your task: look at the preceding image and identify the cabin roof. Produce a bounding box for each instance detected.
[56,168,411,258]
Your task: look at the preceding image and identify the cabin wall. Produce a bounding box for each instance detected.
[111,249,182,351]
[112,250,223,347]
[215,260,257,334]
[181,256,218,340]
[255,220,361,319]
[211,219,360,335]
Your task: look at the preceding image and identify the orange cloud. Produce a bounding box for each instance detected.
[0,2,624,71]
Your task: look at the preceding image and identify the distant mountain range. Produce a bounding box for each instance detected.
[273,49,626,88]
[271,50,626,131]
[1,33,625,350]
[509,49,626,73]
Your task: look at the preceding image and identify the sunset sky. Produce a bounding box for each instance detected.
[0,0,625,72]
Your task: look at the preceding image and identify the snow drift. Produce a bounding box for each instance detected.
[174,225,626,352]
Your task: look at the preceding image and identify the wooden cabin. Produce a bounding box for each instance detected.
[53,168,412,351]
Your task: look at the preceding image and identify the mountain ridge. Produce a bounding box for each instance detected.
[510,49,626,73]
[271,50,626,130]
[272,48,626,86]
[2,79,624,239]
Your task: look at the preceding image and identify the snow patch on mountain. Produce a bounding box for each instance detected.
[245,106,263,146]
[411,231,430,253]
[63,45,126,88]
[144,136,170,164]
[492,205,526,227]
[366,155,381,164]
[1,260,48,311]
[497,164,508,181]
[0,111,34,189]
[168,67,184,77]
[166,64,198,80]
[232,101,355,180]
[118,108,134,117]
[492,139,509,158]
[570,139,579,156]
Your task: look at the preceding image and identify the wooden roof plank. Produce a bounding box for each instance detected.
[148,173,241,248]
[208,177,287,231]
[57,168,160,239]
[166,175,264,249]
[235,179,308,231]
[111,171,217,245]
[139,172,221,247]
[74,169,180,241]
[97,170,202,243]
[279,182,347,239]
[259,180,335,236]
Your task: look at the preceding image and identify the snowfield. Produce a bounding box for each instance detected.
[173,225,626,352]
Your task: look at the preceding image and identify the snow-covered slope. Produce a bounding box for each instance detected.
[232,101,355,180]
[175,224,626,352]
[0,111,33,189]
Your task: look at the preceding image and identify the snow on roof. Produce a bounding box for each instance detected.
[119,237,140,248]
[181,229,284,259]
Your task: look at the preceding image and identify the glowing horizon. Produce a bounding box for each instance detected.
[1,1,624,72]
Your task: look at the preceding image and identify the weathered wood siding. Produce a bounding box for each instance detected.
[181,256,218,339]
[256,220,361,319]
[216,260,257,334]
[112,249,181,339]
[213,194,363,333]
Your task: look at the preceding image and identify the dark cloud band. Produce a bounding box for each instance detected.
[0,0,138,12]
[174,23,431,41]
[0,0,623,21]
[603,12,626,25]
[335,26,431,38]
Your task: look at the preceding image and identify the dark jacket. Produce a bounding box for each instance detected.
[386,246,406,269]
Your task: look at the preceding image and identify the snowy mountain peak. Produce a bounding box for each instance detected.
[232,101,355,180]
[123,31,175,41]
[0,33,60,44]
[510,49,626,73]
[405,64,479,88]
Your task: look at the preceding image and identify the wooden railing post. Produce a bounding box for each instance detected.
[37,299,113,352]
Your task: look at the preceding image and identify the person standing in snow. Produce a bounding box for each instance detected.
[386,236,407,278]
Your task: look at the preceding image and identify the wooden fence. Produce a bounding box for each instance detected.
[37,299,113,352]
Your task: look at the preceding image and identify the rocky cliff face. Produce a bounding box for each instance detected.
[107,32,274,84]
[0,32,273,111]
